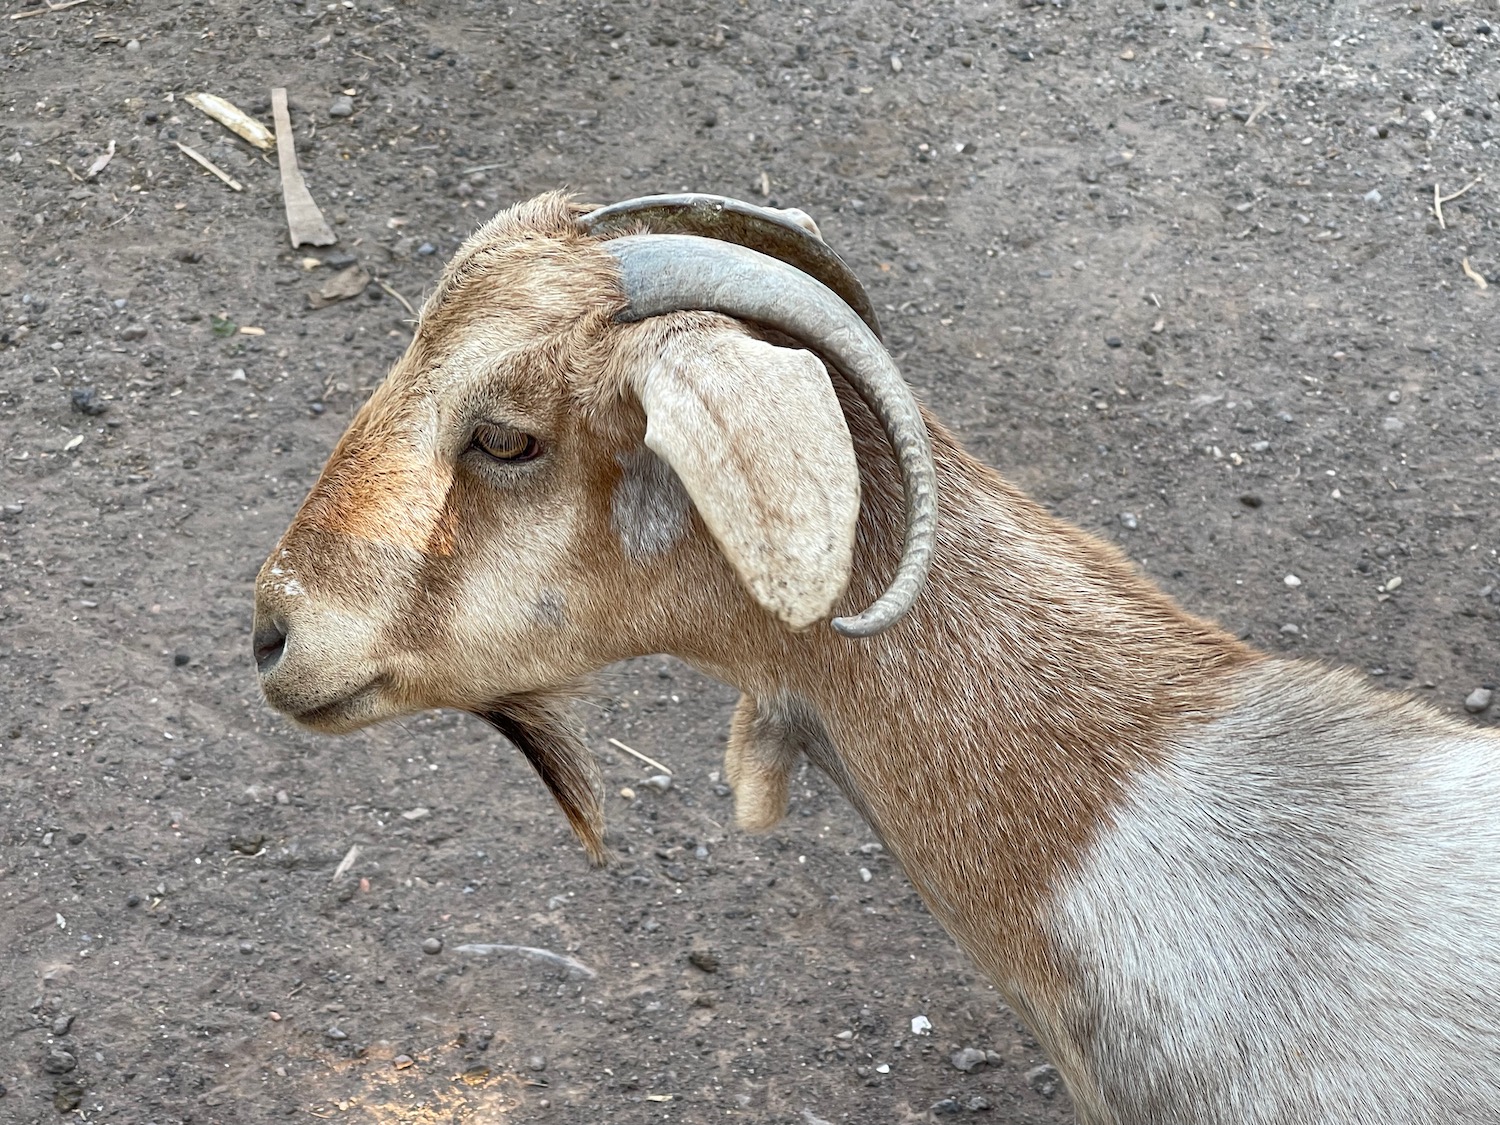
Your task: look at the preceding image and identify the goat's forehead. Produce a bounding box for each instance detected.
[376,329,572,430]
[424,233,610,331]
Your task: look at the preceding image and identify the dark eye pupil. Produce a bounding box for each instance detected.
[473,424,537,462]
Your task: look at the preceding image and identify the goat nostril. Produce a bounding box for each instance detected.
[254,620,288,673]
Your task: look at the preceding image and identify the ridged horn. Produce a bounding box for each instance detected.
[598,233,935,638]
[580,193,882,340]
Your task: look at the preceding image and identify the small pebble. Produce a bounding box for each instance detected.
[930,1097,963,1116]
[239,941,255,955]
[1284,574,1302,588]
[51,1014,74,1037]
[125,38,140,51]
[392,1054,414,1070]
[1280,623,1300,635]
[126,893,141,908]
[619,786,636,800]
[120,324,148,342]
[421,937,443,955]
[70,387,109,416]
[950,1047,989,1073]
[54,1086,83,1112]
[527,1055,547,1071]
[329,95,355,118]
[1239,493,1263,508]
[642,773,673,793]
[688,950,720,973]
[1363,189,1383,203]
[1105,335,1123,348]
[43,1049,76,1074]
[1026,1063,1061,1097]
[326,1026,348,1041]
[1119,512,1138,530]
[173,652,190,666]
[1465,687,1492,714]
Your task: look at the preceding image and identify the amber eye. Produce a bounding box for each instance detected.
[470,422,540,463]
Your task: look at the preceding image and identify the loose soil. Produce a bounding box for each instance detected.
[1,1,1497,1123]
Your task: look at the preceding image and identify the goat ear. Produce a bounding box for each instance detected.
[636,331,859,629]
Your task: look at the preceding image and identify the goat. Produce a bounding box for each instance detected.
[253,192,1500,1125]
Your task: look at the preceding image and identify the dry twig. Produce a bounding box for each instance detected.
[375,279,416,317]
[607,737,672,775]
[1433,175,1483,230]
[9,0,89,20]
[452,943,597,979]
[175,141,242,192]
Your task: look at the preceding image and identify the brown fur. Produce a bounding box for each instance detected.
[255,191,1256,1054]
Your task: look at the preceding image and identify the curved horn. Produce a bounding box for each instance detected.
[601,233,935,638]
[581,194,882,340]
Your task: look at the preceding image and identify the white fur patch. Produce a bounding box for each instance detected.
[1050,661,1500,1124]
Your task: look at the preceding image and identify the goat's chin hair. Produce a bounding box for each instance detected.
[471,687,612,866]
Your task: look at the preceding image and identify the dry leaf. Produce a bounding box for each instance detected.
[186,93,274,151]
[307,265,370,309]
[85,139,114,179]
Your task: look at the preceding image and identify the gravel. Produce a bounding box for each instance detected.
[950,1046,989,1072]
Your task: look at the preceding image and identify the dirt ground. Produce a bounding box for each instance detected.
[1,0,1496,1122]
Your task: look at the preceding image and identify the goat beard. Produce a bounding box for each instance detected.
[471,689,612,866]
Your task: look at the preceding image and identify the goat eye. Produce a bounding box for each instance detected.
[470,422,540,463]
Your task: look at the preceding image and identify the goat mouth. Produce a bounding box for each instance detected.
[287,682,382,730]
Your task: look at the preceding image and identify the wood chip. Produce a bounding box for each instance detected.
[272,88,336,247]
[331,844,360,881]
[85,139,114,180]
[185,93,273,151]
[307,265,370,309]
[1461,258,1489,290]
[175,142,242,192]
